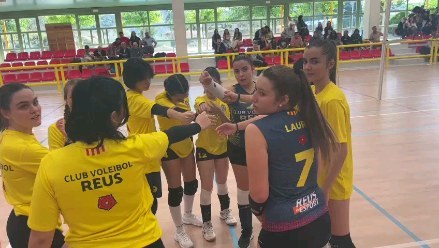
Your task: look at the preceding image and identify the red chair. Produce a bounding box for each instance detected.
[293,53,304,62]
[154,65,166,74]
[12,62,24,71]
[360,50,373,59]
[30,51,41,60]
[16,73,30,83]
[37,60,49,67]
[61,58,72,64]
[217,60,228,70]
[24,61,36,70]
[29,72,42,82]
[274,37,282,44]
[264,57,274,66]
[5,53,17,62]
[1,63,11,72]
[388,49,395,57]
[166,64,175,73]
[76,49,85,57]
[166,53,176,57]
[67,70,82,80]
[273,56,281,65]
[423,34,432,39]
[53,51,65,59]
[350,51,361,60]
[239,48,245,53]
[371,49,382,58]
[3,74,17,84]
[64,50,76,58]
[180,63,190,72]
[41,51,53,59]
[18,52,29,61]
[339,51,351,60]
[243,39,252,47]
[50,59,61,65]
[93,67,110,76]
[246,47,253,52]
[81,69,93,78]
[304,35,313,43]
[42,72,56,81]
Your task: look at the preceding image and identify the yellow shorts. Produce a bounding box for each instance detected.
[318,161,353,200]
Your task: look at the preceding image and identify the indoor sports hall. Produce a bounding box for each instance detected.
[0,0,438,248]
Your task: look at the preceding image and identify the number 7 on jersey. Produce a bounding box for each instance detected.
[295,148,315,187]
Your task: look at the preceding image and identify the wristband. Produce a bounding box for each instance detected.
[204,81,227,99]
[236,93,241,103]
[249,195,266,216]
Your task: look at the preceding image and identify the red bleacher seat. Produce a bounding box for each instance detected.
[273,56,281,65]
[53,51,65,59]
[3,74,17,84]
[340,51,351,60]
[24,61,36,70]
[154,65,166,74]
[5,53,17,62]
[67,70,82,80]
[405,35,414,40]
[239,48,245,53]
[76,49,85,57]
[37,60,49,67]
[61,58,72,64]
[16,73,30,83]
[180,63,190,72]
[41,51,53,59]
[243,39,253,47]
[360,50,373,59]
[274,37,281,44]
[371,49,382,58]
[264,57,274,66]
[1,63,11,72]
[64,50,76,58]
[246,48,253,52]
[166,64,175,73]
[423,34,432,39]
[166,53,176,57]
[30,51,41,60]
[350,51,361,59]
[50,59,61,65]
[29,72,42,82]
[12,62,23,71]
[42,72,56,81]
[18,52,29,61]
[81,69,93,78]
[93,67,110,76]
[217,60,228,69]
[304,35,313,43]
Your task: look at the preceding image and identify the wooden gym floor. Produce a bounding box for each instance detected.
[1,64,439,248]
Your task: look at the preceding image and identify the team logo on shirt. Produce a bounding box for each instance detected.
[86,145,106,156]
[298,135,307,145]
[98,194,117,211]
[293,191,319,215]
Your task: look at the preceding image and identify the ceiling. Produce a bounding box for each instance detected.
[0,0,239,13]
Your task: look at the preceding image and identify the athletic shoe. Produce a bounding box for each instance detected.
[182,212,203,227]
[202,221,216,241]
[220,208,238,226]
[238,229,253,248]
[174,226,194,248]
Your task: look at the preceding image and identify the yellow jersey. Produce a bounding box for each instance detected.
[126,90,160,172]
[312,82,353,200]
[0,129,48,216]
[194,95,230,155]
[48,119,67,150]
[28,132,169,248]
[155,91,194,158]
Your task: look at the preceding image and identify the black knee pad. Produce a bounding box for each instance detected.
[168,186,183,207]
[184,179,198,195]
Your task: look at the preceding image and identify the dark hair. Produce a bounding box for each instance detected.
[66,77,129,146]
[232,54,253,67]
[0,83,32,132]
[204,67,223,85]
[63,79,79,124]
[85,45,90,49]
[293,58,305,72]
[261,65,338,162]
[164,74,189,96]
[307,39,337,84]
[123,58,155,89]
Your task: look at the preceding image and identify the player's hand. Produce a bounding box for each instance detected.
[216,122,238,136]
[195,111,215,130]
[177,111,196,124]
[56,118,67,137]
[223,90,238,103]
[199,71,212,86]
[206,101,222,115]
[198,103,211,113]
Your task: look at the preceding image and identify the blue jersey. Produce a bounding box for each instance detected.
[228,83,256,148]
[253,111,327,232]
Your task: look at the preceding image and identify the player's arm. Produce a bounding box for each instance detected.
[28,231,55,248]
[152,103,195,124]
[246,124,269,221]
[216,115,266,136]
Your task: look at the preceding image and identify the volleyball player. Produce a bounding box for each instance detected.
[27,77,213,248]
[0,83,65,247]
[155,74,202,248]
[48,79,78,150]
[122,58,195,214]
[303,39,355,248]
[195,67,237,241]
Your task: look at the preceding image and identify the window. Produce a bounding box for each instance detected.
[20,18,40,51]
[1,19,20,52]
[185,10,198,54]
[79,15,98,47]
[99,14,117,45]
[270,5,283,35]
[217,6,251,40]
[199,9,215,52]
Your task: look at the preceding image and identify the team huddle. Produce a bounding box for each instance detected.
[0,39,355,248]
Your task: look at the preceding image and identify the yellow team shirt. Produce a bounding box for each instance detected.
[194,95,230,155]
[312,82,353,200]
[48,119,67,150]
[126,90,160,172]
[155,91,194,158]
[0,129,48,216]
[28,132,169,248]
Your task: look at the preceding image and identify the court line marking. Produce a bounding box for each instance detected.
[375,238,439,248]
[354,186,430,248]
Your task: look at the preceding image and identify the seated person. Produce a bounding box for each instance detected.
[119,42,130,59]
[129,42,143,58]
[82,45,94,63]
[290,32,304,48]
[93,46,107,61]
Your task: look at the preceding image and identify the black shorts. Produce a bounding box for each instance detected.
[258,212,331,248]
[7,210,65,248]
[146,172,162,198]
[161,148,179,161]
[196,148,228,162]
[144,238,165,248]
[227,142,247,166]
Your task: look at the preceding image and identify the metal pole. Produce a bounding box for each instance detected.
[378,0,391,100]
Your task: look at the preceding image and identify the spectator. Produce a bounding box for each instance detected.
[281,23,295,42]
[212,29,221,49]
[118,31,130,45]
[329,30,343,46]
[82,45,94,62]
[119,42,130,59]
[350,28,363,44]
[93,46,107,61]
[129,31,141,47]
[422,20,433,35]
[213,38,227,63]
[130,42,143,58]
[396,17,407,38]
[141,32,157,55]
[297,15,309,39]
[254,26,266,45]
[369,26,383,42]
[232,28,243,51]
[290,32,304,48]
[324,21,333,39]
[249,43,267,76]
[223,29,232,49]
[315,22,324,36]
[341,30,351,45]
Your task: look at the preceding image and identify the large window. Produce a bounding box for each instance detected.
[185,10,198,54]
[343,1,358,33]
[99,14,117,45]
[217,6,251,40]
[121,11,149,43]
[20,18,41,51]
[199,9,215,52]
[1,19,20,53]
[252,6,268,36]
[79,15,98,47]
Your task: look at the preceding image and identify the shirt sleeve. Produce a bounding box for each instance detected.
[324,99,348,144]
[28,156,60,231]
[194,97,206,114]
[19,142,49,175]
[130,96,155,118]
[48,124,66,151]
[139,132,169,161]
